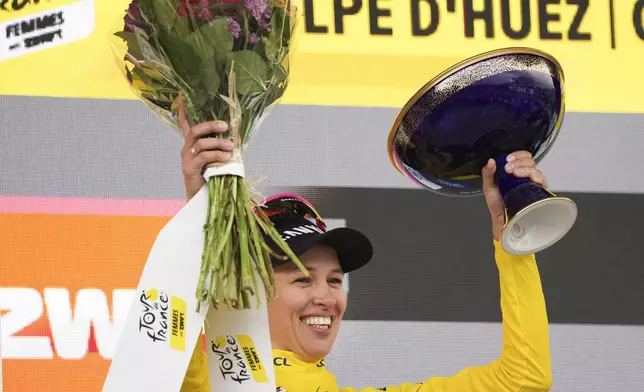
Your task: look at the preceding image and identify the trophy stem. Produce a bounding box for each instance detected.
[494,154,578,255]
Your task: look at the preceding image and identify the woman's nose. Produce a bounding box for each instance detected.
[311,284,336,307]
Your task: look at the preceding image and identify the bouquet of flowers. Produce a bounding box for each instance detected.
[111,0,306,312]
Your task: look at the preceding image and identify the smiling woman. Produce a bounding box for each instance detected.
[177,102,554,391]
[269,244,353,362]
[178,190,376,392]
[259,192,373,364]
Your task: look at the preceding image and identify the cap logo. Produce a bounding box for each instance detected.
[281,224,324,240]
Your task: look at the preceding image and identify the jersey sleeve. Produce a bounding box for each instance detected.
[179,338,210,392]
[341,240,552,392]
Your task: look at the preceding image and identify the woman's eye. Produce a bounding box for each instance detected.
[328,278,343,285]
[294,277,311,284]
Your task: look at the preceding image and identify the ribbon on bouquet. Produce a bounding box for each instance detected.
[102,184,277,392]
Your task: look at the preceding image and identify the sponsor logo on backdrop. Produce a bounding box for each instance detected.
[211,334,269,384]
[302,0,644,48]
[0,0,642,112]
[287,0,644,112]
[0,288,131,359]
[1,0,58,12]
[0,287,180,359]
[0,0,94,62]
[137,288,187,352]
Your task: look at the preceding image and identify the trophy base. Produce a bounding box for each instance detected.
[500,197,578,255]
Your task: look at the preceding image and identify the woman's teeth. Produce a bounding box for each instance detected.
[301,316,332,329]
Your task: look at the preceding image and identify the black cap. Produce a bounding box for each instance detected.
[262,200,373,274]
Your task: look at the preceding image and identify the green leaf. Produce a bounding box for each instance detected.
[191,89,209,107]
[202,67,221,96]
[138,63,169,85]
[251,39,267,61]
[137,33,169,67]
[114,31,144,61]
[157,27,202,86]
[153,0,179,30]
[271,6,292,45]
[271,7,283,35]
[184,18,232,96]
[227,51,270,95]
[137,0,154,19]
[174,17,192,38]
[198,17,234,63]
[185,32,213,61]
[264,31,277,61]
[274,63,287,82]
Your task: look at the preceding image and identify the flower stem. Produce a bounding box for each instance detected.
[255,205,308,275]
[244,187,273,301]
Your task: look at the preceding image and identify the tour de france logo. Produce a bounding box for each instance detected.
[211,334,269,384]
[0,0,95,62]
[138,288,187,352]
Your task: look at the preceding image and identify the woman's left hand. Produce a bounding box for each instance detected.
[481,151,549,241]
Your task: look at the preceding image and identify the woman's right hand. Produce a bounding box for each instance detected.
[178,95,234,200]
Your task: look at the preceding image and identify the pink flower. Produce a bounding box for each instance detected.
[258,6,272,29]
[177,0,198,18]
[178,0,213,21]
[248,32,259,44]
[198,4,212,21]
[123,0,140,32]
[227,17,241,38]
[244,0,267,21]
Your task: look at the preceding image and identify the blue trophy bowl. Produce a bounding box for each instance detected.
[388,48,577,254]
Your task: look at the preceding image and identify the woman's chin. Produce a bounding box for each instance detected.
[295,325,337,361]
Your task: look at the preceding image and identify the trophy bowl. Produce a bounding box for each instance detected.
[388,47,577,255]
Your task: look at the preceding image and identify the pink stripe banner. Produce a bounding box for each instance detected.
[0,196,186,217]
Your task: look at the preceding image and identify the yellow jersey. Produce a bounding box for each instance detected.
[181,240,552,391]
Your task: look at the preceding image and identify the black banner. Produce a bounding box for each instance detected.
[294,187,644,326]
